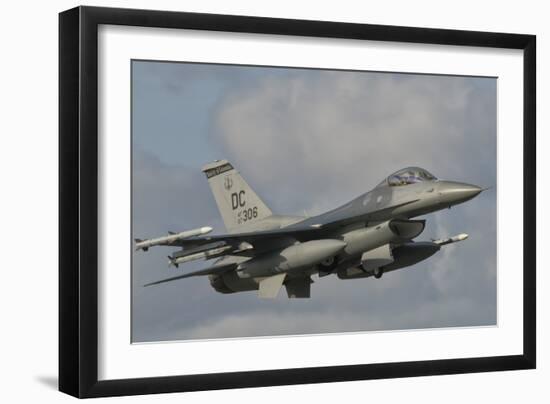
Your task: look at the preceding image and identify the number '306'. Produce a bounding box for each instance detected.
[241,206,258,221]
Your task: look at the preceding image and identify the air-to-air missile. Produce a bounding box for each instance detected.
[135,226,213,251]
[168,245,233,267]
[167,241,254,268]
[432,233,469,245]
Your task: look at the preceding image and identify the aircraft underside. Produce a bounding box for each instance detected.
[206,231,465,298]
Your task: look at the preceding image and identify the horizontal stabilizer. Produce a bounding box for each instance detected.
[144,263,236,287]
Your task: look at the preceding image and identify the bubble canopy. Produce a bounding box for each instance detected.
[377,167,437,188]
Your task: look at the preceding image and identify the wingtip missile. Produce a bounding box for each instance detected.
[135,226,214,251]
[455,233,469,241]
[433,233,469,246]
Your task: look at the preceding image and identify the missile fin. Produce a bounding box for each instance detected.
[167,256,179,268]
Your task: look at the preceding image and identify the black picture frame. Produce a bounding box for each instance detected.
[59,5,536,398]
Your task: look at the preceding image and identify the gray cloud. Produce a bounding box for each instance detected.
[132,63,496,342]
[212,71,495,214]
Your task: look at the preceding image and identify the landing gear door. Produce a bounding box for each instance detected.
[361,244,394,272]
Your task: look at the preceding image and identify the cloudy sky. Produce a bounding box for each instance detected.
[131,60,497,343]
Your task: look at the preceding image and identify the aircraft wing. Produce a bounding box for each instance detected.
[168,226,319,248]
[166,199,419,249]
[144,262,237,287]
[142,200,419,288]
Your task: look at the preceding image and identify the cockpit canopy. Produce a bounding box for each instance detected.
[377,167,437,188]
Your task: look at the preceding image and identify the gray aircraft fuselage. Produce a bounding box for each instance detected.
[212,172,482,294]
[234,178,482,235]
[294,179,482,229]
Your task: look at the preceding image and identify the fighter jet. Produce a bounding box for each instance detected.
[137,160,484,298]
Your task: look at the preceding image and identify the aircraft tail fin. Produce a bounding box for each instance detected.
[202,160,273,232]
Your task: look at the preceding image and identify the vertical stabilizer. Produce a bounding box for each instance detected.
[202,160,273,232]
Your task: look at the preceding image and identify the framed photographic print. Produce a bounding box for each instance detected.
[59,6,536,398]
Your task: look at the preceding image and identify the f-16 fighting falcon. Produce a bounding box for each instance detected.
[137,160,484,298]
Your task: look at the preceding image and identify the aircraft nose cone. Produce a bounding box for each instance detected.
[454,183,483,200]
[439,182,483,206]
